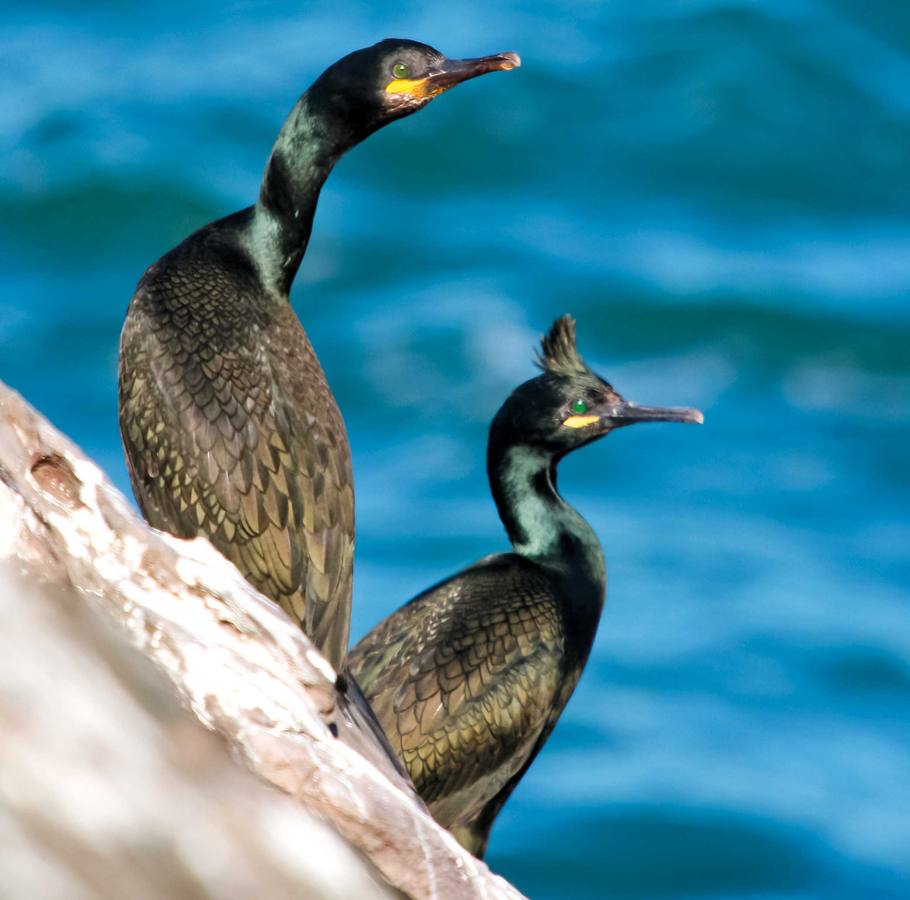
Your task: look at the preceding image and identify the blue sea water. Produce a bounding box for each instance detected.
[2,1,909,897]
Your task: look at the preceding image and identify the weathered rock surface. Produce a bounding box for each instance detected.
[0,379,525,900]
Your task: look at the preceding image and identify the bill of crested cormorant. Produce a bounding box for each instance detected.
[118,40,520,670]
[348,315,703,856]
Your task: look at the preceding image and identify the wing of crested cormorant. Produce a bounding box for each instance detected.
[119,249,353,669]
[350,554,564,831]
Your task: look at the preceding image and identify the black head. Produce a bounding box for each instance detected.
[490,315,703,458]
[308,39,520,139]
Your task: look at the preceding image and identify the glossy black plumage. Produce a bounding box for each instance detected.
[349,316,703,855]
[349,553,588,855]
[119,213,353,664]
[118,40,519,669]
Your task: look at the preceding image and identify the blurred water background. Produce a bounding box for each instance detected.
[2,1,909,897]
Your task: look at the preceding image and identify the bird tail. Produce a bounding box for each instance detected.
[336,666,416,790]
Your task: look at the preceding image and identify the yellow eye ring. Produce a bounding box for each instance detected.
[392,62,410,79]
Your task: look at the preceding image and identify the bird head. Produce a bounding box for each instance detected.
[491,315,704,458]
[309,39,520,137]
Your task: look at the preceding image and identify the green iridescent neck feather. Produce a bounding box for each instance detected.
[244,93,351,298]
[487,440,605,590]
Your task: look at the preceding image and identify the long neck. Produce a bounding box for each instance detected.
[488,441,606,594]
[243,92,353,298]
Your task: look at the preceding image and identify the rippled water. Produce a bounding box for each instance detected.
[2,2,909,897]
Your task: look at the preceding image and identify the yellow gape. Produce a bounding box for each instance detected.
[562,415,600,429]
[385,77,447,99]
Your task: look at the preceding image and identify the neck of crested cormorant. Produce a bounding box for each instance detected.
[244,90,362,298]
[487,437,606,599]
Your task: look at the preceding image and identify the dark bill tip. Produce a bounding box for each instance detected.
[432,51,522,89]
[489,51,522,70]
[608,402,705,427]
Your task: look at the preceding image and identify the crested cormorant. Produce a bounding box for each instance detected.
[118,40,520,670]
[348,315,703,855]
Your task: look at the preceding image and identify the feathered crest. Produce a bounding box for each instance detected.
[535,315,590,377]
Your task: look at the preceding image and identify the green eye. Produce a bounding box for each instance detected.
[571,399,588,414]
[392,62,410,79]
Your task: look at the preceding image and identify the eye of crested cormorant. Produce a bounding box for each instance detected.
[571,399,588,414]
[392,62,410,79]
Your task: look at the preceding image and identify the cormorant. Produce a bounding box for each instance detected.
[118,40,520,670]
[348,315,703,856]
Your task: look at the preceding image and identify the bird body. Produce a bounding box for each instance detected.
[119,213,354,662]
[350,316,702,855]
[119,40,519,669]
[350,552,597,852]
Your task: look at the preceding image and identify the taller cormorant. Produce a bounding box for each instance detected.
[348,315,703,855]
[118,40,519,669]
